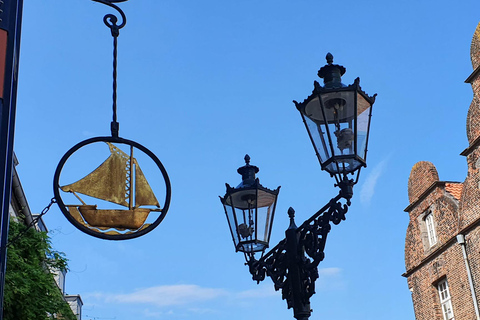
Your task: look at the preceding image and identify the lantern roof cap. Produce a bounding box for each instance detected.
[236,155,260,188]
[317,53,346,88]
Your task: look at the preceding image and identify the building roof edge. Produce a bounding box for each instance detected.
[465,64,480,84]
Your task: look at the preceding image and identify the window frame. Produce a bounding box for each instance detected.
[425,211,437,247]
[437,279,454,320]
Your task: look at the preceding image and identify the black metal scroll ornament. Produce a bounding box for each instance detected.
[53,0,171,240]
[246,177,353,320]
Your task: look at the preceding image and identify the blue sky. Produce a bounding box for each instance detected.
[11,1,480,319]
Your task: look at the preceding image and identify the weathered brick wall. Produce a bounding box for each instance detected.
[459,154,480,229]
[408,244,473,320]
[408,161,439,204]
[405,186,459,271]
[460,22,480,230]
[408,272,437,320]
[405,221,421,271]
[405,162,439,271]
[464,228,480,315]
[466,86,480,146]
[436,193,461,242]
[446,244,476,320]
[458,26,480,316]
[471,23,480,70]
[405,162,460,272]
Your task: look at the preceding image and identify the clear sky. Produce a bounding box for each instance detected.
[11,1,480,319]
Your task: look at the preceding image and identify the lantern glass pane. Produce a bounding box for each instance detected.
[326,117,354,157]
[236,206,259,252]
[222,201,242,250]
[324,158,363,175]
[303,109,331,164]
[319,90,355,156]
[255,190,277,246]
[222,188,275,253]
[303,90,361,174]
[305,91,355,124]
[356,92,372,162]
[224,201,260,252]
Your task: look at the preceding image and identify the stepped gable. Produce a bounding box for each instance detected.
[408,161,439,204]
[467,22,480,145]
[466,95,480,145]
[470,22,480,70]
[460,23,480,229]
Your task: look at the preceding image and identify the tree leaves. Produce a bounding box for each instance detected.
[3,220,76,320]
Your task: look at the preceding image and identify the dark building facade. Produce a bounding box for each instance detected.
[404,23,480,320]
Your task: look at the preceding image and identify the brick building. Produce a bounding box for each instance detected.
[404,23,480,320]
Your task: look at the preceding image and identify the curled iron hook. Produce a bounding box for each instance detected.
[92,0,127,35]
[91,0,128,137]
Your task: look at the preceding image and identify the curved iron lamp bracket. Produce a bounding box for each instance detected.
[247,177,353,319]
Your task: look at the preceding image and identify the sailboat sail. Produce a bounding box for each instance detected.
[134,159,160,208]
[60,143,130,207]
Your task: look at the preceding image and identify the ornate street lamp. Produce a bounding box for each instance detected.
[294,52,376,185]
[220,155,280,260]
[220,54,376,320]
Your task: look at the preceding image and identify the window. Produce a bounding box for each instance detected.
[438,279,454,320]
[425,212,437,247]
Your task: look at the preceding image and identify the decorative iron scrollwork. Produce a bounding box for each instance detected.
[246,188,351,313]
[329,197,349,225]
[248,240,291,302]
[93,0,127,33]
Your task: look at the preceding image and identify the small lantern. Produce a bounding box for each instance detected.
[220,155,280,254]
[294,53,376,183]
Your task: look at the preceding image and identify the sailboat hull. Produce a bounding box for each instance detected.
[66,205,150,229]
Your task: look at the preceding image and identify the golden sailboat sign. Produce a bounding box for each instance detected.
[61,142,160,230]
[54,1,171,240]
[54,137,171,240]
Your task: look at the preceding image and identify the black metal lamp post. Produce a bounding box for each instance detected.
[220,53,376,320]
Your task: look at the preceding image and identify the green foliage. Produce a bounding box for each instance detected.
[3,220,76,320]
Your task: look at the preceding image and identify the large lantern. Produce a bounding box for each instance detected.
[294,53,376,183]
[220,155,280,255]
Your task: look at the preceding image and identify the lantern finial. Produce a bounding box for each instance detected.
[326,52,334,64]
[317,52,346,88]
[244,154,251,165]
[287,207,297,230]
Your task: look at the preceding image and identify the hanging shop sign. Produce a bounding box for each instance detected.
[54,0,171,240]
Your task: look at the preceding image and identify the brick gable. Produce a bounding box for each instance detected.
[404,21,480,320]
